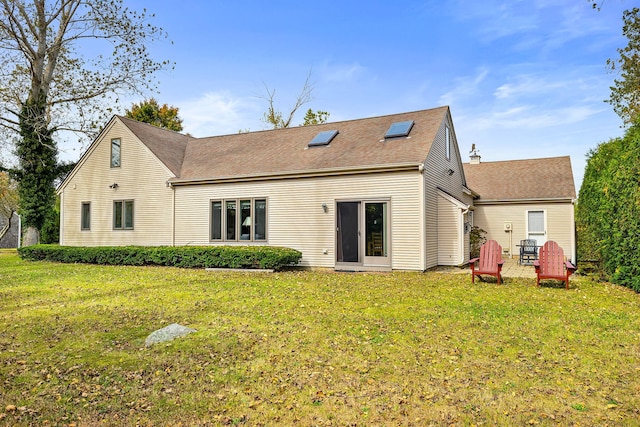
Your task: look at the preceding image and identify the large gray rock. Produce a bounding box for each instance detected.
[145,323,196,347]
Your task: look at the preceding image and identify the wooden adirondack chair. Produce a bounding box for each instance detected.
[533,241,576,289]
[469,240,504,284]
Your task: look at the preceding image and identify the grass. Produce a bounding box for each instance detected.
[1,248,639,426]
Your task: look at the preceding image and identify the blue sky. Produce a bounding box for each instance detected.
[82,0,633,190]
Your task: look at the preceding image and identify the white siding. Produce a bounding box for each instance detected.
[423,111,472,268]
[473,202,576,262]
[60,120,175,246]
[173,171,424,270]
[437,195,460,265]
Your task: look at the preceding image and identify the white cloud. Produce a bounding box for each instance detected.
[472,105,601,130]
[178,91,263,137]
[438,67,489,106]
[319,61,369,83]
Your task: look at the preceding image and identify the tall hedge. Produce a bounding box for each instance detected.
[576,123,640,291]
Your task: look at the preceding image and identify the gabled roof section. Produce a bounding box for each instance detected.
[117,115,193,176]
[177,106,449,182]
[463,156,576,201]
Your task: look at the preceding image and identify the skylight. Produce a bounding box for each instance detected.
[384,120,414,138]
[308,129,339,147]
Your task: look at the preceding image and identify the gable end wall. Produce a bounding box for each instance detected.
[60,120,175,246]
[423,113,473,268]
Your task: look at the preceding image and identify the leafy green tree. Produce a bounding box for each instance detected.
[606,8,640,125]
[0,0,170,245]
[576,122,640,291]
[302,108,330,126]
[125,98,183,131]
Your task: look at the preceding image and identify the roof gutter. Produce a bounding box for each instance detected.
[167,162,422,187]
[473,197,575,205]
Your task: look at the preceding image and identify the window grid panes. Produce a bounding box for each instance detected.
[113,200,134,230]
[211,198,267,242]
[528,211,545,233]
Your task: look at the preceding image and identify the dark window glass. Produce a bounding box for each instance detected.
[114,201,123,229]
[226,200,236,240]
[124,201,134,229]
[81,202,91,230]
[211,201,222,240]
[240,200,251,240]
[113,200,133,230]
[254,199,266,240]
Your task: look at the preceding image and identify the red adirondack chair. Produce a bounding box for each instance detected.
[469,240,504,284]
[533,241,576,289]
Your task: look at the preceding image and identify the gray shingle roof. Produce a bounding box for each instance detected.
[117,116,193,176]
[119,107,450,182]
[463,156,576,201]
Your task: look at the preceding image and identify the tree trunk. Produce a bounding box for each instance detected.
[23,226,40,246]
[17,94,57,243]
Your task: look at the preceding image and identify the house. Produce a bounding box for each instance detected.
[57,106,475,271]
[463,155,576,263]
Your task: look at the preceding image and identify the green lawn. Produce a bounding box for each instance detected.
[1,249,639,426]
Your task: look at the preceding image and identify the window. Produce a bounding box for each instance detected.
[211,198,267,241]
[211,201,222,240]
[81,202,91,230]
[225,200,236,240]
[113,200,134,230]
[445,125,451,160]
[385,120,414,138]
[111,138,121,167]
[308,130,338,147]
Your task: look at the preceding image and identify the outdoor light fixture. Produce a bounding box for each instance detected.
[447,169,454,176]
[322,203,328,213]
[109,183,119,189]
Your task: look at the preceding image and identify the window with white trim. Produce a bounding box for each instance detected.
[211,198,267,241]
[445,125,451,160]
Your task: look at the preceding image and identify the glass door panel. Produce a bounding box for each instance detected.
[365,202,387,257]
[363,201,390,266]
[337,202,360,263]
